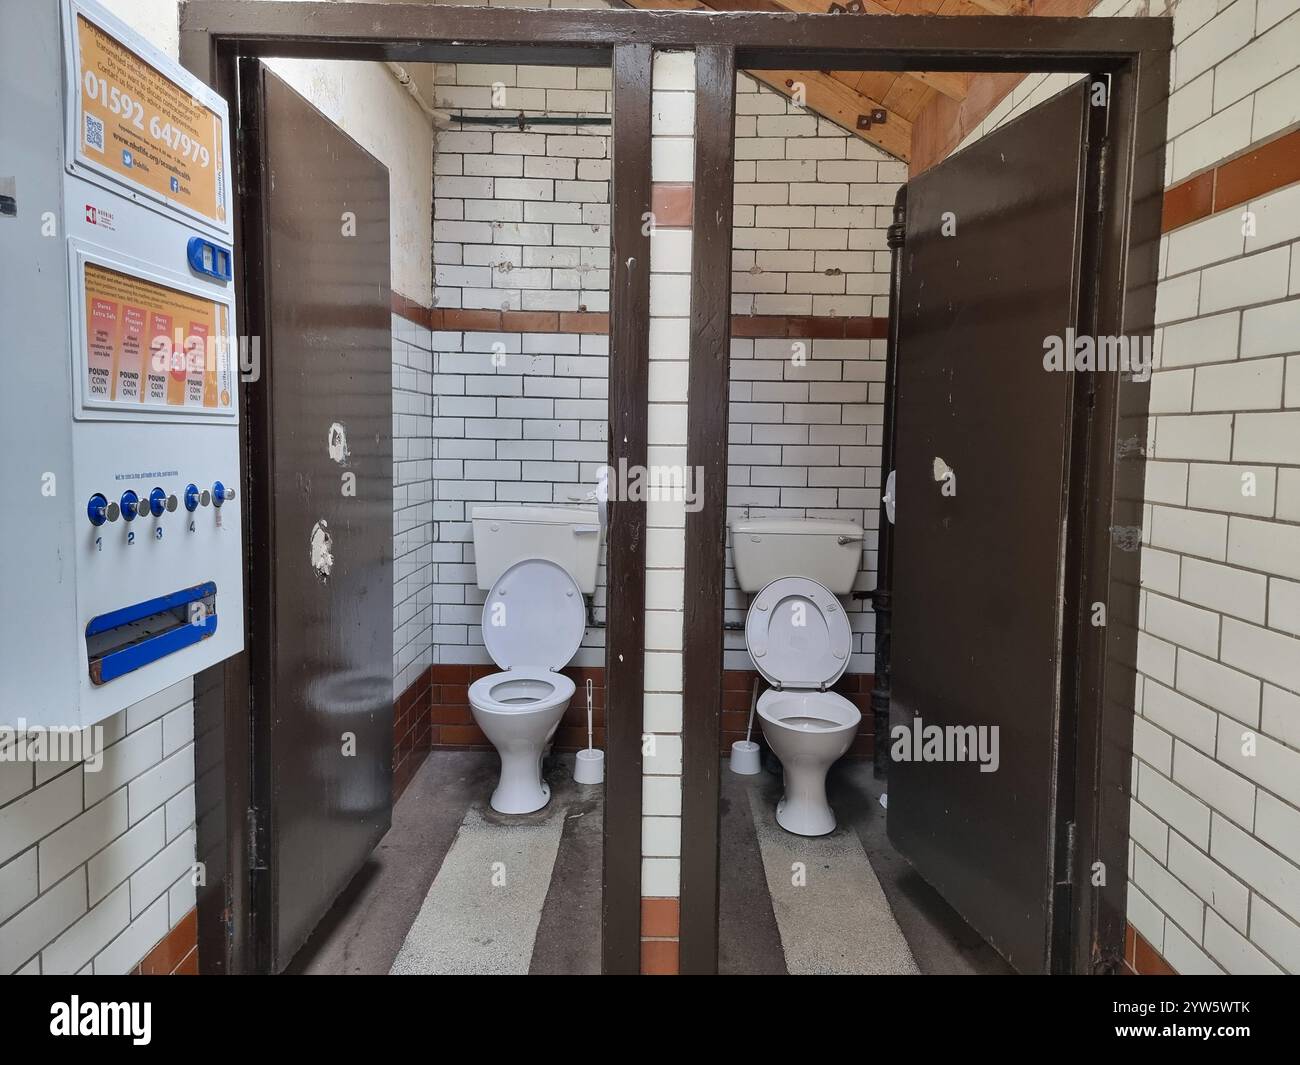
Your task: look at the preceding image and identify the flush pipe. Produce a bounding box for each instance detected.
[871,183,906,780]
[386,62,452,127]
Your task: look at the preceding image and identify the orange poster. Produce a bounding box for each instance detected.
[75,13,227,228]
[82,262,232,412]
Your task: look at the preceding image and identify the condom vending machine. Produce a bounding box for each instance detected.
[1,0,244,729]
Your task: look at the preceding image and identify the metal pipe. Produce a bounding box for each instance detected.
[872,183,906,779]
[449,113,612,128]
[385,62,451,126]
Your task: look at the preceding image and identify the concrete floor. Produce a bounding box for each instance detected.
[288,750,602,975]
[720,757,1014,975]
[290,749,1009,975]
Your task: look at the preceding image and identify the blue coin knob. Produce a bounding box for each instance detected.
[87,493,109,527]
[149,487,168,517]
[120,490,140,522]
[184,483,201,512]
[213,481,235,508]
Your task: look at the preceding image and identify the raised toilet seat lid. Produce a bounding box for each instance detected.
[481,558,586,671]
[744,576,852,691]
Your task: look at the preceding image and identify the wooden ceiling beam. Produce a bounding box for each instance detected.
[756,0,970,100]
[619,0,912,160]
[750,69,912,159]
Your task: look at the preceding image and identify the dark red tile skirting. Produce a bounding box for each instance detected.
[427,663,606,752]
[393,669,433,802]
[1122,923,1179,975]
[641,896,680,975]
[134,908,198,975]
[722,669,875,760]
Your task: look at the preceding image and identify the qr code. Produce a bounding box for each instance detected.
[84,113,104,152]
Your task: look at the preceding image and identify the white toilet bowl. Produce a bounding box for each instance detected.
[468,557,587,815]
[744,575,858,836]
[757,688,860,836]
[469,668,575,814]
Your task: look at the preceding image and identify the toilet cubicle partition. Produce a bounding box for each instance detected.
[177,3,1171,976]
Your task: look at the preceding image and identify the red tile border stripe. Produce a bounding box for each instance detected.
[650,182,694,228]
[1162,128,1300,234]
[393,294,887,341]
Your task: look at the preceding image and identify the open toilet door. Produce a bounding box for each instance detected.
[887,81,1105,974]
[238,62,395,972]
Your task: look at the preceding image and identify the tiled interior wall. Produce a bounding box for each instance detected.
[729,76,904,319]
[431,64,614,314]
[953,0,1300,975]
[0,680,199,974]
[393,315,437,699]
[430,63,901,685]
[724,335,888,675]
[640,49,696,916]
[431,66,902,318]
[427,328,610,669]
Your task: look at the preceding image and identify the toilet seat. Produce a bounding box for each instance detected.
[744,575,852,691]
[469,668,576,716]
[481,557,586,671]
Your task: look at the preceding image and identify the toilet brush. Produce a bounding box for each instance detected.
[729,678,763,775]
[574,678,605,784]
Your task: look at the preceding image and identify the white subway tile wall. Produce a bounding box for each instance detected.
[428,329,610,667]
[393,315,437,698]
[724,336,887,672]
[0,680,198,974]
[957,0,1300,974]
[432,67,902,316]
[640,49,695,902]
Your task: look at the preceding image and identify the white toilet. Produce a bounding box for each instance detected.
[468,504,601,814]
[731,517,864,836]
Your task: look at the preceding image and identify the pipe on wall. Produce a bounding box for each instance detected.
[386,62,451,126]
[871,183,906,779]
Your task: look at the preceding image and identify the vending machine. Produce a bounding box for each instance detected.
[1,0,244,729]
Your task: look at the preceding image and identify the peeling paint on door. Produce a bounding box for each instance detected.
[328,422,350,465]
[310,519,334,580]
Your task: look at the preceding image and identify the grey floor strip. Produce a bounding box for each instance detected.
[719,769,787,974]
[748,787,920,975]
[288,751,496,975]
[529,762,603,975]
[390,797,567,975]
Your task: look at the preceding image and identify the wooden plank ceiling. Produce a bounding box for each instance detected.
[618,0,1032,164]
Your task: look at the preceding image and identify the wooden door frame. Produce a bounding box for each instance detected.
[178,3,1171,976]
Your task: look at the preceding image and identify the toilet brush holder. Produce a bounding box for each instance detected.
[730,739,762,775]
[574,679,604,784]
[730,677,763,775]
[574,747,605,784]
